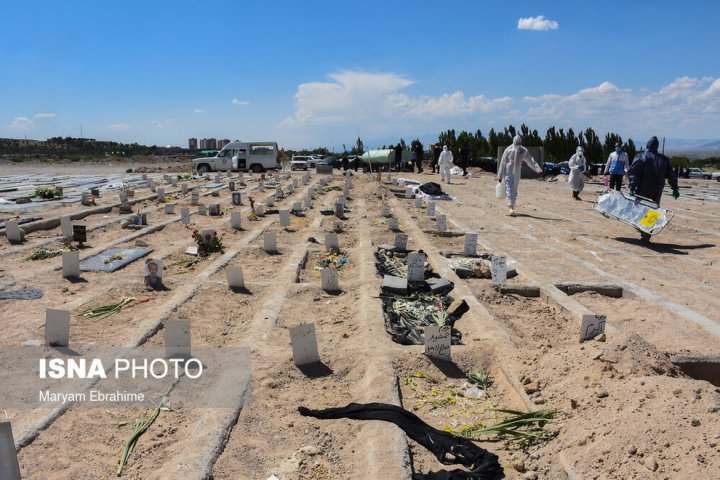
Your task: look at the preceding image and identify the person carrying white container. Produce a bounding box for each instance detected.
[438,145,454,184]
[497,135,543,216]
[568,146,587,200]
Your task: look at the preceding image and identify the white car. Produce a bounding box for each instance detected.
[711,171,720,182]
[290,155,309,171]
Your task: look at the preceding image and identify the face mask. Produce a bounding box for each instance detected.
[615,147,622,153]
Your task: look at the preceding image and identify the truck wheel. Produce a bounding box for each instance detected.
[251,164,264,173]
[197,164,210,174]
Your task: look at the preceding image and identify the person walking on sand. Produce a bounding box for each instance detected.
[438,145,454,184]
[604,142,629,191]
[497,135,543,216]
[568,146,587,200]
[432,144,441,173]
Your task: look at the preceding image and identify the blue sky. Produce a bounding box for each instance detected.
[1,0,719,150]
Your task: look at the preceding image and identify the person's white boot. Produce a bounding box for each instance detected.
[507,206,515,216]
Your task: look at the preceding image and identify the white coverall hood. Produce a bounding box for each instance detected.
[513,135,522,147]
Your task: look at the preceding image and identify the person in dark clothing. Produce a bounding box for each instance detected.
[458,146,469,176]
[394,143,403,171]
[341,153,349,172]
[628,136,680,242]
[353,155,359,172]
[414,144,424,173]
[432,144,441,173]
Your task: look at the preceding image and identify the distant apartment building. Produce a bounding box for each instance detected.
[217,139,231,149]
[188,138,198,150]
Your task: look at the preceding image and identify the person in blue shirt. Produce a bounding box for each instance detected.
[604,142,629,191]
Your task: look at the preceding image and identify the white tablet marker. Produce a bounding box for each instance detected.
[165,320,191,359]
[325,233,339,253]
[289,323,320,366]
[226,266,245,289]
[264,231,277,252]
[181,208,190,225]
[580,314,607,342]
[415,197,423,208]
[181,183,188,194]
[164,204,175,214]
[405,187,413,199]
[436,215,447,232]
[307,187,315,199]
[198,205,207,215]
[5,221,24,244]
[255,203,266,216]
[426,202,435,218]
[191,192,199,205]
[62,251,80,278]
[230,212,242,229]
[293,201,302,213]
[279,209,291,228]
[156,187,165,202]
[304,196,312,209]
[464,232,478,256]
[321,268,340,292]
[292,178,299,188]
[491,255,507,285]
[45,309,70,347]
[389,218,399,231]
[375,186,382,198]
[60,215,73,239]
[382,205,391,217]
[424,325,451,360]
[171,177,178,187]
[266,195,274,207]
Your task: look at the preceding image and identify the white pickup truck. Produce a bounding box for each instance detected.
[192,141,279,173]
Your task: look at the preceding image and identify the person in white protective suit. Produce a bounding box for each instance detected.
[438,145,454,184]
[568,146,587,200]
[497,135,543,216]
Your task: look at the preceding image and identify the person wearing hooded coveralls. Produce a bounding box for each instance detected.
[438,145,454,184]
[568,146,587,200]
[497,136,543,216]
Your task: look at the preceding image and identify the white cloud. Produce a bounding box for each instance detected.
[232,98,250,106]
[151,118,172,129]
[9,117,33,129]
[518,15,559,31]
[193,108,205,113]
[34,112,56,119]
[106,123,129,131]
[278,70,720,146]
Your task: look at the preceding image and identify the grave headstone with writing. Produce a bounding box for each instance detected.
[232,192,242,206]
[424,325,451,360]
[181,208,190,225]
[198,205,207,215]
[389,218,399,231]
[382,205,391,217]
[289,323,320,366]
[491,255,507,285]
[394,233,408,251]
[228,181,235,191]
[415,197,423,208]
[580,314,607,342]
[165,204,175,214]
[72,225,87,245]
[426,202,436,218]
[156,187,165,202]
[407,252,426,282]
[464,232,478,256]
[436,215,447,232]
[208,204,221,216]
[191,192,199,205]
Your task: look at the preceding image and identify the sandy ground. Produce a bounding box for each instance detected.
[1,161,718,479]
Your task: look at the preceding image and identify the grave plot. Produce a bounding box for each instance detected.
[393,349,545,478]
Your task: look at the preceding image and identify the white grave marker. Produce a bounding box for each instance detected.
[292,178,299,188]
[389,217,399,231]
[215,174,221,183]
[580,314,607,342]
[256,203,266,216]
[304,196,312,208]
[226,266,245,289]
[164,204,175,214]
[81,191,92,205]
[0,422,21,480]
[289,323,320,366]
[60,216,73,239]
[405,187,413,199]
[436,215,447,232]
[156,187,165,202]
[382,205,391,217]
[279,209,291,228]
[424,325,451,360]
[171,177,178,187]
[307,187,314,199]
[5,221,24,243]
[165,320,191,359]
[181,208,190,225]
[191,192,199,205]
[45,309,70,347]
[275,186,283,199]
[266,195,274,207]
[394,233,408,251]
[119,191,128,203]
[427,202,436,218]
[264,231,277,252]
[181,183,189,194]
[491,255,507,285]
[407,252,426,282]
[464,232,478,256]
[198,205,206,215]
[62,251,80,278]
[375,186,382,198]
[230,212,242,229]
[415,197,423,208]
[293,201,302,213]
[321,268,340,292]
[325,233,339,252]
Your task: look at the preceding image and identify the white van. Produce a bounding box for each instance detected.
[192,141,279,173]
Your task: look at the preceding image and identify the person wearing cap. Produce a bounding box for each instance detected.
[604,142,629,191]
[497,135,544,216]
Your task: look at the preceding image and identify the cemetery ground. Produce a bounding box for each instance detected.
[0,161,719,479]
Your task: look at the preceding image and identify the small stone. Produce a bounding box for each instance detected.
[595,333,606,342]
[596,390,609,399]
[690,418,701,427]
[643,456,658,472]
[512,461,526,473]
[628,445,637,456]
[570,398,579,409]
